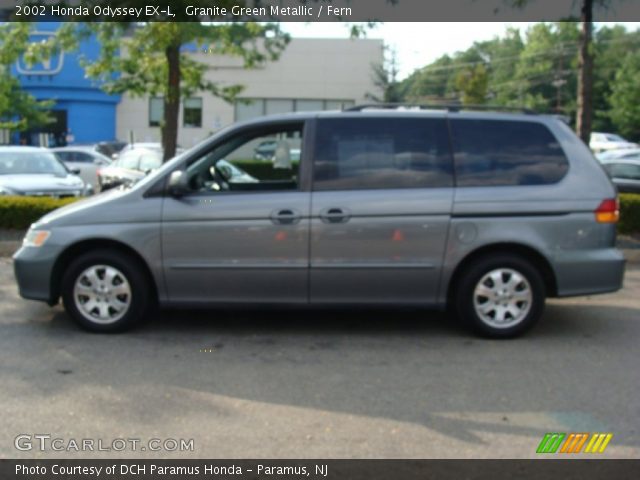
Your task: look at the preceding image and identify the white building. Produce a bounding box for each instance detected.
[115,38,383,147]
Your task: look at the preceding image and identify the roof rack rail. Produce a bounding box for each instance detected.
[343,103,536,115]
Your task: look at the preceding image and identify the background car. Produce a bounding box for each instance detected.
[254,139,301,162]
[0,146,91,197]
[601,159,640,193]
[596,148,640,162]
[589,132,638,153]
[97,147,163,191]
[51,146,112,191]
[70,141,128,160]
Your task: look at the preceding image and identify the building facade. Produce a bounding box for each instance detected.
[11,22,120,146]
[116,38,383,148]
[12,25,382,148]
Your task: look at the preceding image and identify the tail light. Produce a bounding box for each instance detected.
[595,198,619,224]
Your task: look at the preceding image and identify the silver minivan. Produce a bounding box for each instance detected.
[13,107,626,337]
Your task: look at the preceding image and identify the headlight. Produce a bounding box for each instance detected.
[23,230,51,248]
[0,186,17,196]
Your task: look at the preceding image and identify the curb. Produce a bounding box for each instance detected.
[0,241,20,258]
[1,240,639,264]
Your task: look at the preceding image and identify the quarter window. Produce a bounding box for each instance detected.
[312,118,452,191]
[450,119,569,187]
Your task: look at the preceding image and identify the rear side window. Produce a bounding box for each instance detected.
[450,119,569,187]
[313,118,452,191]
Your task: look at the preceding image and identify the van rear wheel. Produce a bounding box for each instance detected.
[61,250,151,332]
[455,254,545,338]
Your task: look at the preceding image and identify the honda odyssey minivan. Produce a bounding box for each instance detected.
[13,106,625,337]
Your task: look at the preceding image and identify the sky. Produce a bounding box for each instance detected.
[281,22,640,80]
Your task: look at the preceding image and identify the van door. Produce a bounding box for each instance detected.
[309,116,454,304]
[161,122,310,304]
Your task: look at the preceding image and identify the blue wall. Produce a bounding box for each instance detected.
[10,22,120,144]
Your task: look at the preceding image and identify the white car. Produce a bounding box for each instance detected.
[589,132,638,153]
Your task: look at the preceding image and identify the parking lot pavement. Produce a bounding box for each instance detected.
[0,256,638,459]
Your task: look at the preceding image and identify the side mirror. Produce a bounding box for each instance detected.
[167,170,190,197]
[70,168,81,175]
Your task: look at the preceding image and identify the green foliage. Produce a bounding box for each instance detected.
[0,192,639,234]
[618,194,640,235]
[400,21,640,136]
[0,23,55,131]
[0,196,77,230]
[53,14,289,159]
[608,51,640,141]
[367,47,403,103]
[454,64,489,105]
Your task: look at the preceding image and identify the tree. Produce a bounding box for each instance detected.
[454,64,488,105]
[366,47,403,103]
[608,51,640,141]
[57,18,288,160]
[507,0,611,143]
[0,23,54,132]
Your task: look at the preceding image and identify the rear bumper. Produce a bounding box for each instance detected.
[553,248,625,297]
[13,245,60,304]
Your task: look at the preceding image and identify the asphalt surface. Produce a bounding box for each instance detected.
[0,257,638,459]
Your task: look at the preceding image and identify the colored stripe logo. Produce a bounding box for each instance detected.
[537,433,613,454]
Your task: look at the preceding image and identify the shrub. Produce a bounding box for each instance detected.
[619,193,640,235]
[0,196,78,230]
[1,192,639,235]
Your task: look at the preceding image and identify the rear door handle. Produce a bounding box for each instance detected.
[270,208,301,225]
[319,207,350,224]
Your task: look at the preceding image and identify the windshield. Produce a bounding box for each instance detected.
[605,134,625,142]
[0,151,69,176]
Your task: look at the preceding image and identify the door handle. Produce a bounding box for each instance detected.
[271,208,301,225]
[319,207,350,224]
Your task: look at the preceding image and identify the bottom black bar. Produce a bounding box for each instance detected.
[1,459,639,480]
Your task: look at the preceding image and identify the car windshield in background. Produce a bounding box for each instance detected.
[115,149,162,171]
[605,134,625,142]
[115,151,142,169]
[0,151,69,176]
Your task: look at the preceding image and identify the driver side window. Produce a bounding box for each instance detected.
[185,124,303,193]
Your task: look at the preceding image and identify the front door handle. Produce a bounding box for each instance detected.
[319,207,350,224]
[271,208,301,225]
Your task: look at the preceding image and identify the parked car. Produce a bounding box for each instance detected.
[13,107,624,338]
[97,147,162,191]
[70,141,128,160]
[99,147,255,191]
[254,139,301,162]
[0,146,91,198]
[589,132,638,153]
[51,146,112,191]
[601,159,640,193]
[596,148,640,162]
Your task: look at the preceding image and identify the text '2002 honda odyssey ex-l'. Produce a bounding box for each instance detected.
[13,106,625,338]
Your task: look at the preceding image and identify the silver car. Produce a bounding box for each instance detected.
[13,108,625,337]
[50,146,112,191]
[0,146,91,198]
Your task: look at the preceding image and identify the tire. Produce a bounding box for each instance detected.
[454,254,546,338]
[61,249,152,332]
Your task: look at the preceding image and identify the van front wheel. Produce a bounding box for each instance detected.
[455,254,545,338]
[61,250,151,332]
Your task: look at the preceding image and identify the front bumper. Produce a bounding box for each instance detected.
[553,248,626,297]
[13,244,62,304]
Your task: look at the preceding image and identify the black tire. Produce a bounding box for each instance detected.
[61,249,152,333]
[454,254,546,338]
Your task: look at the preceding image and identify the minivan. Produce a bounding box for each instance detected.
[13,106,625,337]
